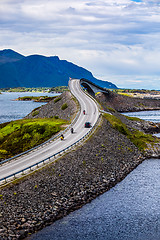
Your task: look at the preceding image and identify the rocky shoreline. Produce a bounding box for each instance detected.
[0,90,160,240]
[96,91,160,112]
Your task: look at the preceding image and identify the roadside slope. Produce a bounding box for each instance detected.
[25,91,77,121]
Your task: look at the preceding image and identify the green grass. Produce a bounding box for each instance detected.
[0,118,67,160]
[104,113,158,152]
[17,96,56,102]
[124,115,143,121]
[32,110,39,117]
[118,92,133,97]
[54,97,62,103]
[50,86,68,92]
[106,106,116,113]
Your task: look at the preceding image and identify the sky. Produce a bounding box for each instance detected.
[0,0,160,89]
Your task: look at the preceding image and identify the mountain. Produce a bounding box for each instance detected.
[0,49,117,89]
[0,49,24,65]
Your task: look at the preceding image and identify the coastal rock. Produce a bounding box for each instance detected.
[96,91,160,113]
[144,142,160,158]
[25,91,77,121]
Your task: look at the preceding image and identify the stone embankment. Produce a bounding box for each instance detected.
[96,91,160,112]
[25,91,77,121]
[0,118,145,240]
[1,90,160,239]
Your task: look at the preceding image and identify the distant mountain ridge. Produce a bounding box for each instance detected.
[0,49,24,65]
[0,49,117,89]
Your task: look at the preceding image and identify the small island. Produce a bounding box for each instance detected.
[15,95,57,102]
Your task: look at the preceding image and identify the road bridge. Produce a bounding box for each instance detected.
[80,78,110,96]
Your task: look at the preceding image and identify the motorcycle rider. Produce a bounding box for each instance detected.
[60,134,64,140]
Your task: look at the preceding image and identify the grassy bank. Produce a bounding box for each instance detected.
[16,96,57,102]
[0,117,67,160]
[104,113,159,152]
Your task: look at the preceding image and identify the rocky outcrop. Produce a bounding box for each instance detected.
[96,91,160,112]
[25,91,77,121]
[144,142,160,158]
[112,110,160,134]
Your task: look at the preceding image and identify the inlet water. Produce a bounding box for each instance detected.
[0,92,59,124]
[30,159,160,240]
[122,110,160,122]
[29,110,160,240]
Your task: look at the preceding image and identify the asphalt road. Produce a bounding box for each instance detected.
[0,79,100,181]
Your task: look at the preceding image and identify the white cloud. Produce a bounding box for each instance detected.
[0,0,160,89]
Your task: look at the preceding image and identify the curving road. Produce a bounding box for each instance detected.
[0,79,100,181]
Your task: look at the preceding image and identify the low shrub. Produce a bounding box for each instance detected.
[61,103,68,110]
[54,97,62,103]
[106,107,116,113]
[32,110,39,117]
[125,116,143,122]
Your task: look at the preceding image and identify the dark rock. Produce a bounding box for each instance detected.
[25,91,77,121]
[96,91,160,113]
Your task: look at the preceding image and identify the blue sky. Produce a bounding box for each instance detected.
[0,0,160,89]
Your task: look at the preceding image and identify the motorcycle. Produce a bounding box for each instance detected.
[60,134,64,140]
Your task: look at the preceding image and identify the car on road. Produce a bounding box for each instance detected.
[84,122,91,128]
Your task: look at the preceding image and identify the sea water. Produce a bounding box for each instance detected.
[0,92,59,124]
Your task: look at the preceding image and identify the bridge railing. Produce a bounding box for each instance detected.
[0,79,101,185]
[0,113,101,185]
[0,87,81,166]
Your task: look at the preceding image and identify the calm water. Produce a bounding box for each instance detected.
[30,159,160,240]
[122,110,160,122]
[30,110,160,240]
[0,92,59,124]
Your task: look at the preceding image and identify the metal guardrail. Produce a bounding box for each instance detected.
[0,84,81,166]
[0,114,101,184]
[0,79,101,185]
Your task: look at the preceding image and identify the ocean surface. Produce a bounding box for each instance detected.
[122,110,160,122]
[29,109,160,240]
[30,158,160,240]
[0,92,59,124]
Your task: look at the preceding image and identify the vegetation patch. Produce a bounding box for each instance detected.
[118,92,134,97]
[137,103,146,107]
[106,106,116,113]
[124,115,143,122]
[32,110,39,117]
[0,118,67,160]
[61,103,68,110]
[54,97,62,103]
[104,113,158,152]
[50,86,68,93]
[16,96,56,102]
[2,87,51,92]
[113,88,160,94]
